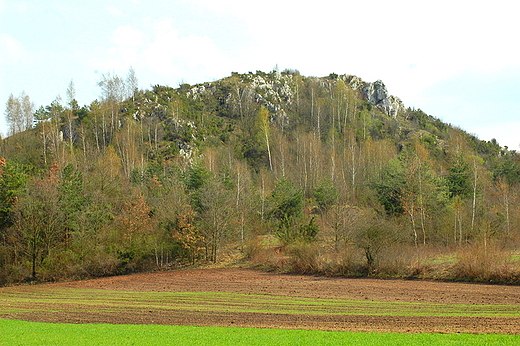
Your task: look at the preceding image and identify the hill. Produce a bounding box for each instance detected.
[1,69,519,284]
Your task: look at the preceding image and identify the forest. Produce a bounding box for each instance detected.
[1,68,520,285]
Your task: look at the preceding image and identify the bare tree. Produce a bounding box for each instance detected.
[4,92,34,136]
[20,92,34,132]
[5,94,21,136]
[65,81,78,155]
[126,67,139,101]
[98,72,126,138]
[98,72,126,103]
[199,177,236,262]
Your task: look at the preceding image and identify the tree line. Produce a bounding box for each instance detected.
[1,69,520,284]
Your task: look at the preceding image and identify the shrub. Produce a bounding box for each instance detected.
[449,242,520,284]
[39,249,82,282]
[245,235,289,272]
[81,251,119,277]
[286,242,320,274]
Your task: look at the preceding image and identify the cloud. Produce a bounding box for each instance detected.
[94,18,232,85]
[107,6,123,16]
[90,25,142,73]
[110,25,143,65]
[14,1,31,11]
[112,25,144,47]
[140,18,232,82]
[0,33,24,63]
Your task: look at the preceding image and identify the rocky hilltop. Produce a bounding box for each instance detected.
[187,71,404,121]
[115,69,503,169]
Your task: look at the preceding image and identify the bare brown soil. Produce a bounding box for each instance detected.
[9,268,520,333]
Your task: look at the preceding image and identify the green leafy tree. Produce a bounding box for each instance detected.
[373,158,406,215]
[399,145,449,245]
[0,159,28,231]
[445,156,480,244]
[492,156,520,185]
[313,179,339,214]
[298,217,319,242]
[446,157,472,198]
[490,155,520,237]
[257,106,273,171]
[241,106,272,171]
[58,164,89,236]
[268,178,304,243]
[185,161,211,191]
[184,160,212,213]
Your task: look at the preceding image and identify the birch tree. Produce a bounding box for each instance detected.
[126,67,139,101]
[98,72,126,140]
[256,106,273,171]
[65,81,78,155]
[4,92,34,136]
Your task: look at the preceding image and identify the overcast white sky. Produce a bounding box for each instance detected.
[1,0,519,149]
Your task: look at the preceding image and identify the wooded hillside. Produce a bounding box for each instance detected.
[2,69,519,284]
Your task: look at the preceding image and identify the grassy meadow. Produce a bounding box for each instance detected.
[1,319,519,346]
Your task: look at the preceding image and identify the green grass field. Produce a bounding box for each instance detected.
[1,319,519,346]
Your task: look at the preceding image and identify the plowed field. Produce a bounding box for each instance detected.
[2,268,520,333]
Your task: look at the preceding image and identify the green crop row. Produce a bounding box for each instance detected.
[1,286,519,318]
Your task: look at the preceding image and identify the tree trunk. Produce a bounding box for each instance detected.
[471,161,478,233]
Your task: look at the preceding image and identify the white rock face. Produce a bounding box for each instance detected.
[362,80,403,118]
[186,83,214,99]
[347,75,364,90]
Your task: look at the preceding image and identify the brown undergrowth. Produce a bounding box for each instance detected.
[246,236,520,284]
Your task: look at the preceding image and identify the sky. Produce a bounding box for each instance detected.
[1,0,519,149]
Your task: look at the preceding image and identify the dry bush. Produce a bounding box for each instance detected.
[0,263,29,285]
[246,233,519,284]
[285,242,320,274]
[374,244,417,277]
[449,241,520,284]
[39,249,121,282]
[245,235,290,271]
[247,234,369,276]
[80,251,120,277]
[318,245,366,276]
[374,244,447,278]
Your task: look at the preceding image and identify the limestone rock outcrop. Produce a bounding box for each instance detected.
[362,80,403,118]
[187,72,404,121]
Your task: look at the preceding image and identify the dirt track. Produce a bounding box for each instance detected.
[8,268,520,333]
